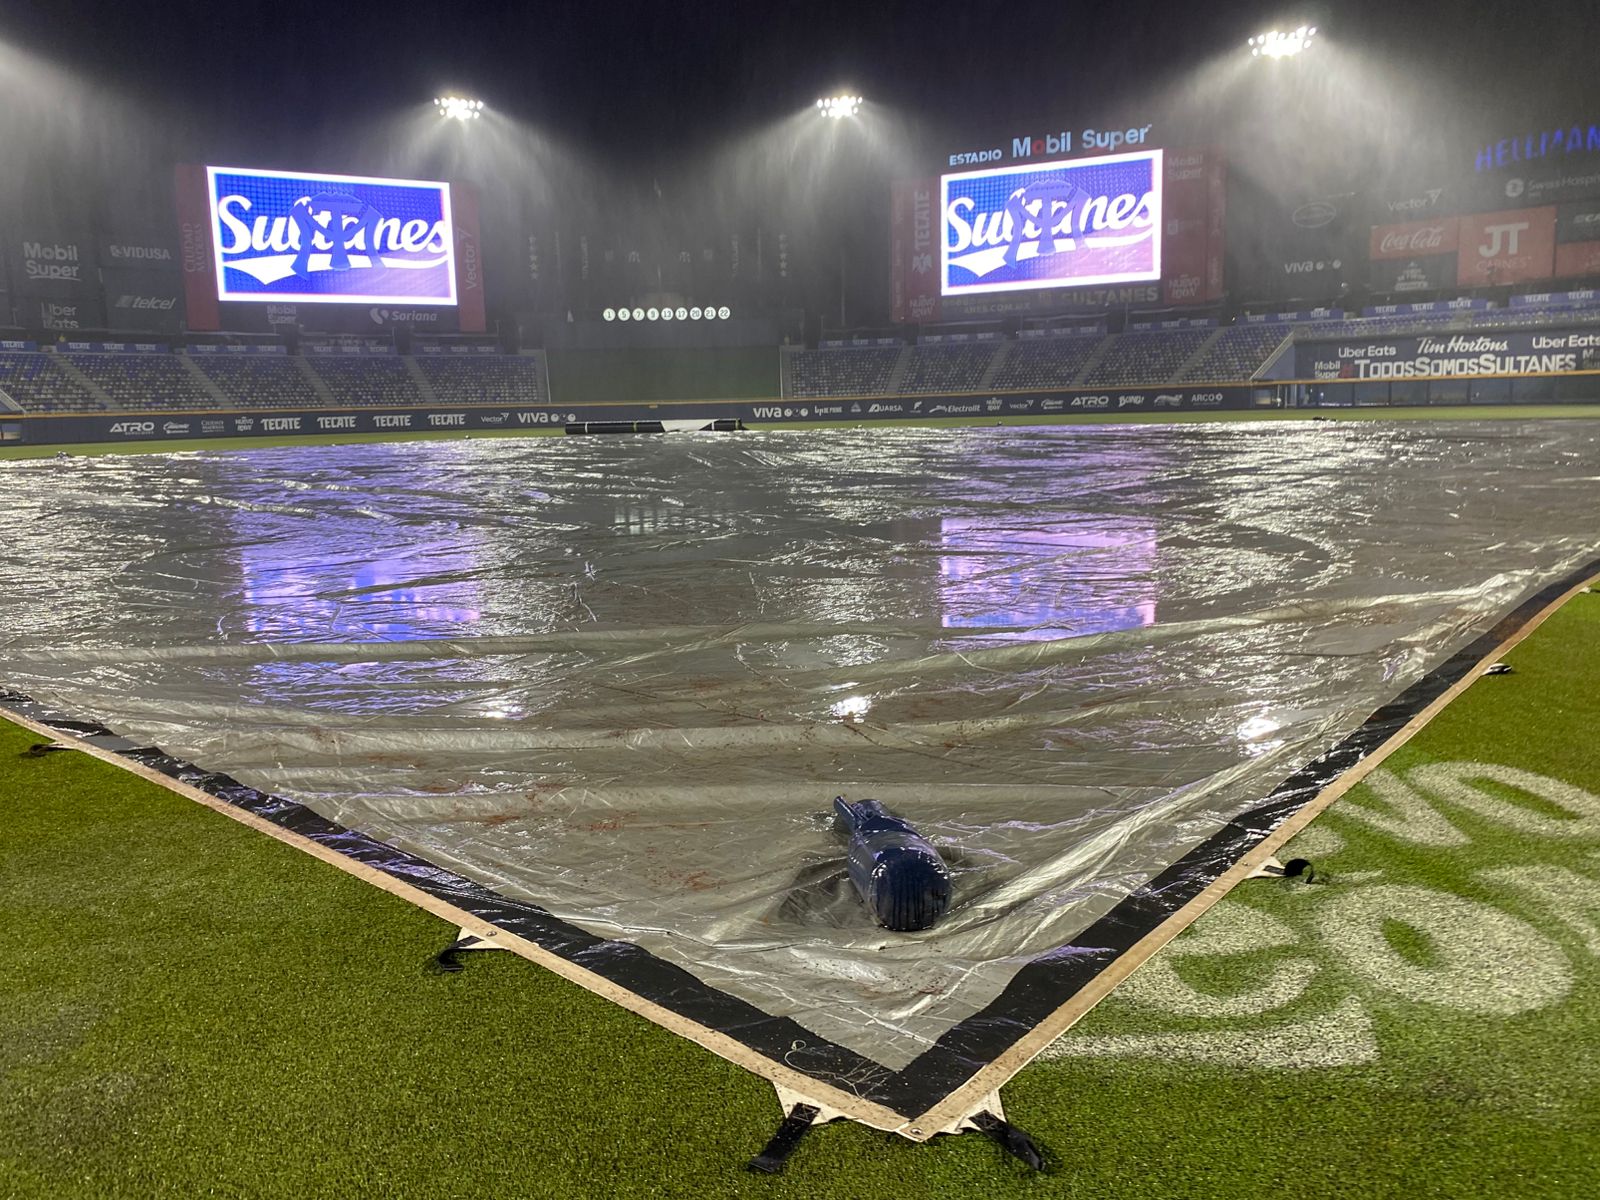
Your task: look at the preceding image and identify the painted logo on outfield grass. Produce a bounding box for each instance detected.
[1041,761,1600,1070]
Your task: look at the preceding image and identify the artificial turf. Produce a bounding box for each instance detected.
[2,592,1598,1196]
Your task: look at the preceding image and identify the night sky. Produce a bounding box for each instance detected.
[1,0,1594,166]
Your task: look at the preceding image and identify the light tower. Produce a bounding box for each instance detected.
[435,96,485,120]
[815,94,862,119]
[1248,26,1318,58]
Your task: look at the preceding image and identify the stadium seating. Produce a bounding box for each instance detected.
[1467,306,1600,330]
[899,344,994,393]
[191,355,323,409]
[65,353,215,412]
[304,356,423,407]
[989,335,1103,389]
[786,347,902,397]
[0,352,105,413]
[1083,329,1211,386]
[1298,313,1456,339]
[1181,324,1291,382]
[14,307,1599,421]
[416,354,548,405]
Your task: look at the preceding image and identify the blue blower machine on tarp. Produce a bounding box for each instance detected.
[833,797,952,932]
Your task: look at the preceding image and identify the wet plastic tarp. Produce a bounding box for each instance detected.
[2,421,1598,1071]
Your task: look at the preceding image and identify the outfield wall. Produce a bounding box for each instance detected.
[1287,371,1600,407]
[7,370,1600,448]
[0,384,1266,446]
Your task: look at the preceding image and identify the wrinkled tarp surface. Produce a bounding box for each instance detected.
[2,421,1598,1069]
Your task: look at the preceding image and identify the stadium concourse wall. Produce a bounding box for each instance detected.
[542,346,779,404]
[0,384,1268,446]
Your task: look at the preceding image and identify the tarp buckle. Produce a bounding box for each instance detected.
[21,742,74,758]
[1248,855,1316,883]
[745,1102,820,1174]
[428,926,509,974]
[967,1109,1046,1170]
[750,1085,1049,1173]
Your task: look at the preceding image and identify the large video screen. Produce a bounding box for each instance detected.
[206,166,457,306]
[941,149,1162,297]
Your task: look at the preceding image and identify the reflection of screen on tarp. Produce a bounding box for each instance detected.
[206,166,457,306]
[939,517,1157,637]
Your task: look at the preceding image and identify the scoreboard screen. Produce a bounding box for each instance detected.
[206,166,458,306]
[940,149,1162,297]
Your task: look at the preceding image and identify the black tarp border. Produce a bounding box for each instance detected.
[3,557,1595,1120]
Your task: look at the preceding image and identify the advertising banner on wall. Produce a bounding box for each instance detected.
[215,301,462,335]
[1368,182,1455,223]
[5,230,95,301]
[9,385,1257,447]
[1465,157,1600,213]
[890,177,941,323]
[1160,149,1225,306]
[1367,216,1461,295]
[1555,241,1600,279]
[97,231,180,273]
[1556,198,1600,243]
[18,293,104,333]
[1512,289,1598,307]
[1204,152,1227,303]
[451,182,487,333]
[1369,217,1460,259]
[100,268,185,333]
[1553,199,1600,278]
[1369,253,1460,294]
[941,282,1161,320]
[940,149,1162,298]
[1295,326,1600,380]
[1456,206,1557,287]
[1554,244,1600,278]
[1236,183,1356,301]
[175,164,220,331]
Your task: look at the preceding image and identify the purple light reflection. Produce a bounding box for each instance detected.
[230,506,491,710]
[939,516,1158,639]
[239,547,484,641]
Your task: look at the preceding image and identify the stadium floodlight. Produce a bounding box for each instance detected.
[435,95,485,120]
[1248,26,1317,57]
[815,94,862,119]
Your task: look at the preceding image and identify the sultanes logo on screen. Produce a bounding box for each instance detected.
[941,150,1162,297]
[206,166,457,306]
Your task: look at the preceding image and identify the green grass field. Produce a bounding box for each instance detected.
[3,576,1597,1195]
[3,402,1597,461]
